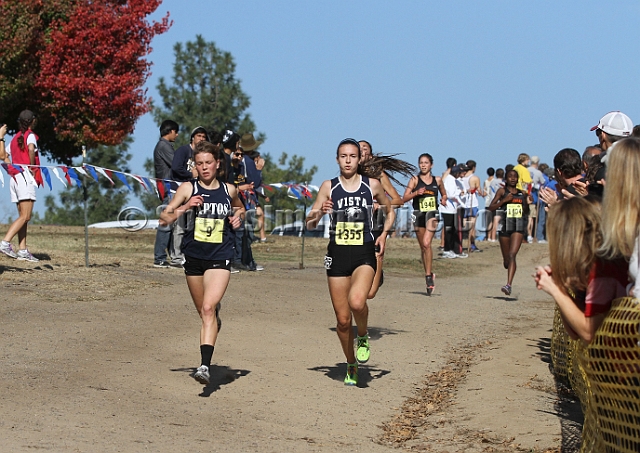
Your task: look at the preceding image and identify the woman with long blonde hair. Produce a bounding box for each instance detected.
[534,197,627,342]
[599,137,640,296]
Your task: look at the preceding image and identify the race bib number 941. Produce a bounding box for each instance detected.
[506,204,523,219]
[335,222,364,245]
[419,196,437,212]
[195,218,224,243]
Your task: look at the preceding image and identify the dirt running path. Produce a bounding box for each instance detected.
[0,240,575,452]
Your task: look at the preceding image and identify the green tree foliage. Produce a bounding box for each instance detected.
[42,138,140,225]
[152,35,260,145]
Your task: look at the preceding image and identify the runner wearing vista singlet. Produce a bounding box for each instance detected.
[403,153,446,295]
[487,169,529,296]
[306,138,395,386]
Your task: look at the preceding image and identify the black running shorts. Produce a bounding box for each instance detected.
[184,255,231,276]
[414,210,439,229]
[324,241,377,277]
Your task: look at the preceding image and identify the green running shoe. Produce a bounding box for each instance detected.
[356,335,370,364]
[344,363,358,386]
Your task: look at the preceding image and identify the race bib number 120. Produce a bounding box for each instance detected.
[335,222,364,245]
[195,218,224,243]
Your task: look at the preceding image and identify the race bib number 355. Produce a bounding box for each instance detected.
[419,196,437,212]
[195,218,224,243]
[335,222,364,245]
[506,204,523,218]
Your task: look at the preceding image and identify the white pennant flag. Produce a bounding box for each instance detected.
[95,167,115,185]
[51,167,68,188]
[74,166,88,177]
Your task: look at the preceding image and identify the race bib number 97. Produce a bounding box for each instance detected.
[419,196,437,212]
[195,218,224,243]
[506,204,523,219]
[335,222,364,245]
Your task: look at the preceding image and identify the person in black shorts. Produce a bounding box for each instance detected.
[358,140,410,299]
[402,153,447,295]
[160,141,245,385]
[487,169,529,296]
[306,138,395,386]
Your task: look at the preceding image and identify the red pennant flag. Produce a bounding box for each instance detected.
[59,166,72,184]
[157,179,165,199]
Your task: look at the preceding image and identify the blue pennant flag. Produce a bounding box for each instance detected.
[142,177,154,192]
[41,167,52,191]
[85,165,99,182]
[114,172,133,191]
[67,168,83,188]
[288,186,302,199]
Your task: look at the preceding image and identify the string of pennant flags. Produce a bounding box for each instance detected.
[0,162,319,201]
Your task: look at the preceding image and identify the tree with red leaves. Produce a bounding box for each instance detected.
[0,1,170,162]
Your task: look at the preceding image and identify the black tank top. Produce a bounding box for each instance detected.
[181,180,235,261]
[498,188,527,233]
[329,175,375,245]
[412,174,439,213]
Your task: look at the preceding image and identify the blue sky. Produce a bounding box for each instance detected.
[2,0,640,222]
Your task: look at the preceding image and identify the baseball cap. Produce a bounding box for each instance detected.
[451,165,464,174]
[18,110,36,122]
[530,155,540,164]
[590,111,633,137]
[190,126,209,142]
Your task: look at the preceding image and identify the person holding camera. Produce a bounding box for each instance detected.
[0,123,9,163]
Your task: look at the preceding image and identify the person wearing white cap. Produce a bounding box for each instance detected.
[591,111,633,151]
[590,111,633,187]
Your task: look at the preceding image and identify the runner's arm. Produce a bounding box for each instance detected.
[306,180,331,230]
[159,182,195,226]
[379,172,403,206]
[227,184,246,229]
[487,188,507,211]
[401,176,420,203]
[372,178,395,256]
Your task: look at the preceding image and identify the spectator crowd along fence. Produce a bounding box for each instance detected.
[550,298,640,452]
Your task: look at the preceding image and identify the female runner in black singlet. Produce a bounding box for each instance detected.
[402,153,447,295]
[487,169,529,296]
[160,141,245,385]
[358,140,404,299]
[306,138,395,386]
